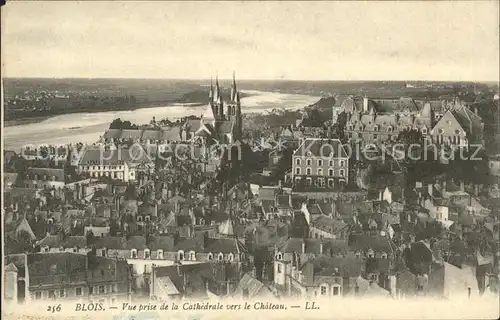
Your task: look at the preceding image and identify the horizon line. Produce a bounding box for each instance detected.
[1,76,499,84]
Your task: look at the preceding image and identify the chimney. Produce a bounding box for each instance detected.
[302,239,306,254]
[278,180,282,188]
[474,184,479,196]
[363,96,369,113]
[379,191,383,201]
[319,240,323,255]
[442,180,447,191]
[460,181,465,192]
[428,184,433,197]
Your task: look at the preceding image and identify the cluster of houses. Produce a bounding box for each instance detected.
[4,84,500,305]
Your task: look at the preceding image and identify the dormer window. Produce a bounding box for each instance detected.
[131,249,138,259]
[208,252,214,260]
[367,249,375,258]
[381,252,388,259]
[454,129,460,135]
[317,160,323,166]
[189,251,196,261]
[438,129,444,134]
[228,253,234,261]
[422,128,428,134]
[137,216,143,222]
[177,250,184,261]
[101,249,106,257]
[373,126,378,131]
[276,253,283,261]
[306,159,312,166]
[157,249,164,259]
[48,218,54,224]
[218,253,224,261]
[144,249,150,259]
[355,252,361,259]
[145,216,151,222]
[306,152,312,157]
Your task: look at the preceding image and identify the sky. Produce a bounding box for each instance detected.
[1,1,499,81]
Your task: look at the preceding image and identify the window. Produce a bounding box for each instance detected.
[208,253,214,260]
[295,167,301,175]
[189,251,196,261]
[76,287,83,296]
[317,168,323,176]
[131,249,138,259]
[438,129,444,134]
[98,286,105,294]
[381,252,388,259]
[387,127,393,132]
[328,179,334,188]
[339,170,344,177]
[422,128,427,134]
[101,249,106,257]
[35,292,42,300]
[296,158,301,165]
[145,215,151,222]
[137,216,143,222]
[320,286,327,295]
[306,159,312,166]
[144,249,150,259]
[340,160,345,167]
[277,264,282,273]
[89,286,94,295]
[328,169,334,176]
[306,177,312,186]
[306,168,312,175]
[317,159,323,166]
[318,178,325,187]
[49,290,56,300]
[177,250,184,261]
[329,160,334,166]
[276,253,283,260]
[228,253,234,261]
[59,289,65,298]
[157,249,164,259]
[333,286,340,296]
[218,253,224,261]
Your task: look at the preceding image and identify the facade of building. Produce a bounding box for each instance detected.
[340,95,483,148]
[291,138,349,188]
[77,147,154,182]
[4,253,132,303]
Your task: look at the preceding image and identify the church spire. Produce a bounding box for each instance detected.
[214,73,220,103]
[209,76,214,102]
[231,71,237,102]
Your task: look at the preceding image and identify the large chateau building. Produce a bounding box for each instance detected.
[336,95,483,148]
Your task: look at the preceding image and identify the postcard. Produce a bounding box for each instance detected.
[1,1,499,319]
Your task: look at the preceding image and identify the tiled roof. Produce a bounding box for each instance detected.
[293,138,348,158]
[310,215,347,234]
[26,167,65,182]
[348,234,392,253]
[38,235,86,248]
[78,146,152,166]
[204,238,247,254]
[232,273,272,297]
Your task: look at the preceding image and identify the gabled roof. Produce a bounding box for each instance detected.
[232,273,273,298]
[16,218,36,241]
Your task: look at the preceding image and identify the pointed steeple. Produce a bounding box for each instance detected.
[209,76,214,102]
[214,73,220,102]
[231,71,237,102]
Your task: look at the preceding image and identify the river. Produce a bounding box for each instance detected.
[3,90,320,151]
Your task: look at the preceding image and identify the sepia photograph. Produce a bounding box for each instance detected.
[1,1,499,319]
